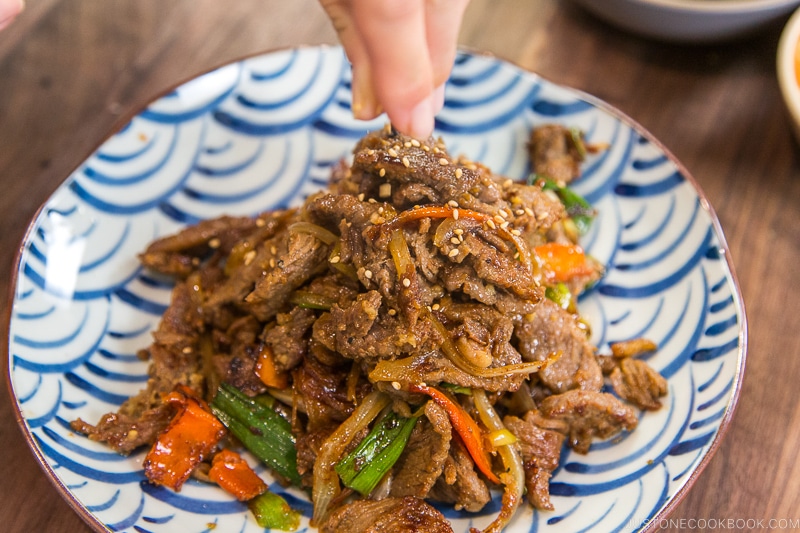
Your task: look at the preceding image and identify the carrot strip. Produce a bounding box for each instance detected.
[389,205,491,227]
[534,242,595,282]
[408,383,501,485]
[209,449,268,501]
[143,390,226,491]
[255,345,289,389]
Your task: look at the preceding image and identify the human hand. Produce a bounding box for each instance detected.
[0,0,23,31]
[320,0,470,139]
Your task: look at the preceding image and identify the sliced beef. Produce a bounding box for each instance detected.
[321,496,454,533]
[429,438,491,512]
[70,402,175,454]
[263,307,317,372]
[539,389,638,454]
[514,298,603,393]
[609,358,668,411]
[528,124,584,185]
[390,401,451,499]
[504,410,567,510]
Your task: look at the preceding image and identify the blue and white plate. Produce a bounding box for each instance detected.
[5,46,747,533]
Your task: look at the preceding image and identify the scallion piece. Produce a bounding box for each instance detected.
[334,411,418,496]
[534,176,596,235]
[545,282,572,311]
[210,383,302,486]
[247,490,301,531]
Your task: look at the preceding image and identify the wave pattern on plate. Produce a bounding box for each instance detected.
[7,47,744,533]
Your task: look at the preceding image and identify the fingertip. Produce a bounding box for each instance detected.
[389,92,436,140]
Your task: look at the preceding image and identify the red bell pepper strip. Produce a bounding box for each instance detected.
[408,383,500,485]
[143,390,226,491]
[209,448,268,501]
[534,242,595,283]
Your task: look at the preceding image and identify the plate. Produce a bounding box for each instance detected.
[5,46,746,533]
[569,0,800,43]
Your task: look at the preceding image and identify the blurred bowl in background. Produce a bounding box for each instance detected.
[570,0,800,43]
[777,7,800,144]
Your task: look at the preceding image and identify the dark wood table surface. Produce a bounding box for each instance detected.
[1,1,798,531]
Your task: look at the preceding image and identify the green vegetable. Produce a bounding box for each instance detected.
[335,411,418,496]
[288,289,336,310]
[545,282,573,311]
[210,383,302,486]
[247,490,301,531]
[440,382,473,395]
[538,177,596,235]
[569,126,588,159]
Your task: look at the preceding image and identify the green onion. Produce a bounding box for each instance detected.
[210,383,302,486]
[440,382,473,395]
[539,177,596,235]
[569,127,588,159]
[247,490,301,531]
[545,282,572,311]
[335,411,418,496]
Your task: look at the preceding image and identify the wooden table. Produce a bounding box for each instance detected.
[1,1,798,531]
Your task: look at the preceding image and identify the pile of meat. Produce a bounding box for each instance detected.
[72,124,667,532]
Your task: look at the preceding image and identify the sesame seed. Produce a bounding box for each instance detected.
[448,248,459,257]
[537,211,549,221]
[330,255,341,264]
[494,215,505,224]
[404,141,412,148]
[439,158,449,166]
[402,156,410,168]
[256,218,266,227]
[379,168,386,177]
[486,219,497,229]
[411,139,420,147]
[368,198,377,204]
[364,269,373,279]
[448,200,459,208]
[378,206,385,214]
[453,209,459,220]
[422,145,430,152]
[455,168,463,179]
[358,193,365,201]
[392,381,402,390]
[511,229,522,236]
[388,309,397,316]
[270,245,277,255]
[182,346,193,354]
[500,221,509,229]
[379,183,392,198]
[454,228,464,236]
[503,179,513,188]
[450,237,460,245]
[432,303,440,311]
[433,146,440,154]
[244,250,256,265]
[458,234,464,242]
[516,209,525,216]
[498,210,508,219]
[524,207,535,216]
[388,148,398,158]
[368,149,375,155]
[466,163,477,171]
[208,238,220,249]
[269,258,276,268]
[402,278,411,287]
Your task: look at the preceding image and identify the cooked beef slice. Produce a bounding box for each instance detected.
[321,496,454,533]
[539,389,638,454]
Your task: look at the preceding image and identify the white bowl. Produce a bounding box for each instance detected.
[778,7,800,144]
[570,0,800,43]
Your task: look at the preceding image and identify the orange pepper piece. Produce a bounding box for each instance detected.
[255,345,289,389]
[408,383,501,485]
[209,449,268,501]
[534,242,595,283]
[143,390,226,491]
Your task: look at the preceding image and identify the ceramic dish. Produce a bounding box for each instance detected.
[570,0,800,43]
[5,46,746,533]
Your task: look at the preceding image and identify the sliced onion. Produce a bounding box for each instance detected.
[486,428,518,448]
[473,389,525,533]
[388,229,413,280]
[311,391,391,525]
[289,221,338,245]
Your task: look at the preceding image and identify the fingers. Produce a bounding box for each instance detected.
[320,0,468,139]
[0,0,24,31]
[425,0,470,88]
[351,0,436,137]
